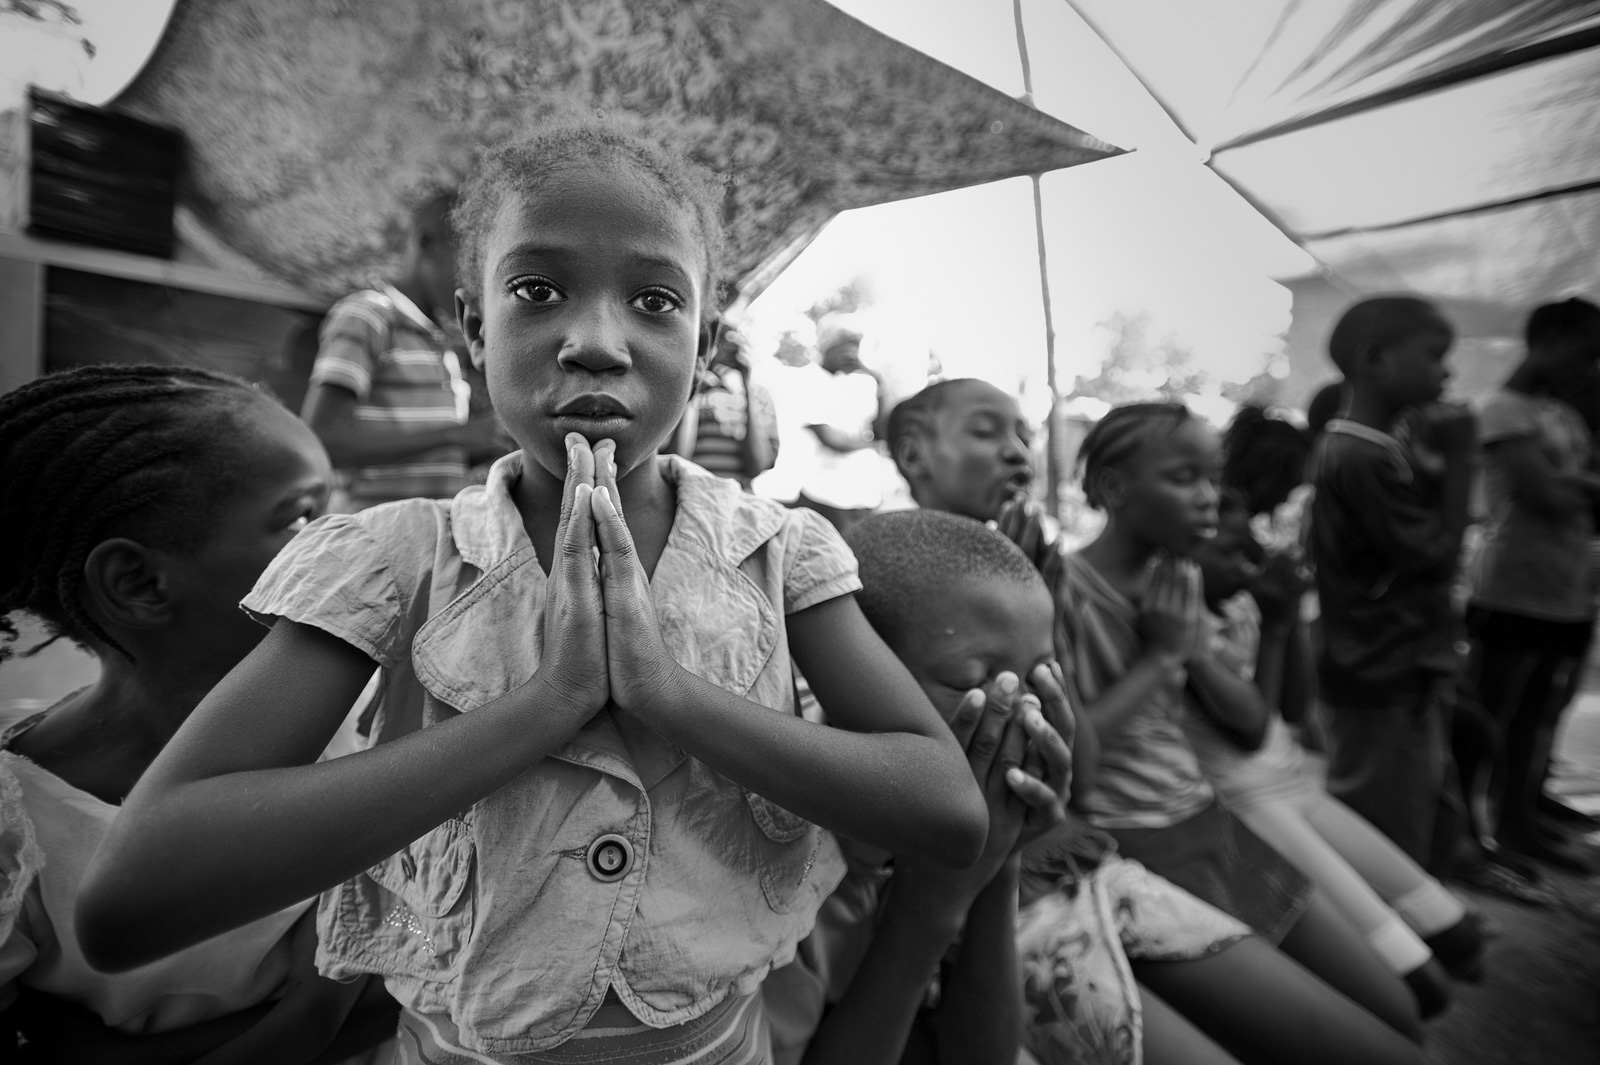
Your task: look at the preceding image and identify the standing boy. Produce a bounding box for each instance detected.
[301,192,505,510]
[1310,296,1476,868]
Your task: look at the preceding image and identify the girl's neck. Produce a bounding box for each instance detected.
[515,451,679,578]
[12,643,235,803]
[1079,519,1156,600]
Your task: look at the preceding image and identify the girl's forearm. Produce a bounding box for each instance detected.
[1187,653,1269,748]
[801,874,965,1065]
[1082,654,1182,746]
[638,669,986,867]
[79,670,594,972]
[932,862,1022,1065]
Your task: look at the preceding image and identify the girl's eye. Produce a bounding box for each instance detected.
[510,277,564,304]
[631,289,683,315]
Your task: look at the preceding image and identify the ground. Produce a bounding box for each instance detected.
[1,627,1598,1062]
[1425,697,1600,1064]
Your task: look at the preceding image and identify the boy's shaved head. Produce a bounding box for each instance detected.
[1328,296,1450,377]
[846,510,1046,651]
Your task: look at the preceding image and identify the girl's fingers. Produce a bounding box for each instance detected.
[1004,768,1066,825]
[990,709,1030,797]
[589,479,642,589]
[967,673,1018,774]
[1019,694,1046,781]
[1020,702,1073,799]
[557,433,595,535]
[561,484,600,591]
[948,688,986,749]
[1030,663,1076,751]
[593,438,619,504]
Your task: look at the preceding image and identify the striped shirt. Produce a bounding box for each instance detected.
[310,286,469,507]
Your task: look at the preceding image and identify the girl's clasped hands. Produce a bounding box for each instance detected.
[540,432,684,719]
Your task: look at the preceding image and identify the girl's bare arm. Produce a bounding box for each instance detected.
[79,452,609,971]
[620,596,987,868]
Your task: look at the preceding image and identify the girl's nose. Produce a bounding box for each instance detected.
[558,304,632,373]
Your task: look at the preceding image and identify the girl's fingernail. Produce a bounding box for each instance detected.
[1006,767,1026,785]
[985,520,999,531]
[998,672,1018,693]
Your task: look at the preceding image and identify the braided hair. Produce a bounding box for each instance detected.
[885,378,976,478]
[1,364,265,661]
[1077,401,1192,509]
[1221,405,1311,517]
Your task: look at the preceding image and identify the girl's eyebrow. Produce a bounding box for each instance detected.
[495,245,695,286]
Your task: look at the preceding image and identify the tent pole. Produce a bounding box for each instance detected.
[1013,0,1061,519]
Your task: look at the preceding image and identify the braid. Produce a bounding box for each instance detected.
[0,364,262,661]
[1077,402,1191,509]
[886,378,974,478]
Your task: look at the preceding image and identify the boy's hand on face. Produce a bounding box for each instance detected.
[588,439,684,714]
[1012,663,1073,847]
[537,434,610,715]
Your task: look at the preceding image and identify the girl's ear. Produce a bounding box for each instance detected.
[1095,466,1129,510]
[82,539,172,633]
[896,429,929,484]
[457,290,487,372]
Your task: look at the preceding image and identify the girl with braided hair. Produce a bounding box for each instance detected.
[0,364,396,1061]
[1047,402,1426,1065]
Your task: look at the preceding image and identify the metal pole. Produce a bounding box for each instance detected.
[1013,0,1061,518]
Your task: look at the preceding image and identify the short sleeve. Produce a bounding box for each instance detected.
[0,760,42,1013]
[309,294,389,400]
[241,514,409,668]
[782,507,862,614]
[1478,392,1538,446]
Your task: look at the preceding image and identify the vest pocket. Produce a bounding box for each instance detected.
[332,815,475,980]
[744,791,825,914]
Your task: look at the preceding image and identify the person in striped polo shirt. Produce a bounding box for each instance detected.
[302,193,508,510]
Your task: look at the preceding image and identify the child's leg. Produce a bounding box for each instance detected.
[1139,983,1244,1065]
[1232,798,1433,977]
[1275,888,1422,1040]
[1300,792,1465,938]
[1133,938,1422,1065]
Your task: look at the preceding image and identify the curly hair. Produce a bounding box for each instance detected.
[1076,402,1192,510]
[846,509,1046,653]
[0,364,265,661]
[452,122,728,319]
[1221,404,1311,517]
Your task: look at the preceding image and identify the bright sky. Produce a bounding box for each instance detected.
[1,0,1317,413]
[744,0,1316,416]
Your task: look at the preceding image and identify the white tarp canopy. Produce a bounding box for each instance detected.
[1069,0,1600,340]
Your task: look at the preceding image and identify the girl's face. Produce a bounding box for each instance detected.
[170,401,331,663]
[461,166,706,481]
[913,382,1033,521]
[1112,419,1221,557]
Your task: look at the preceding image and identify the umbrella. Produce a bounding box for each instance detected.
[113,0,1121,301]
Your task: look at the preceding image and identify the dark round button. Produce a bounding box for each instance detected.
[587,834,633,882]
